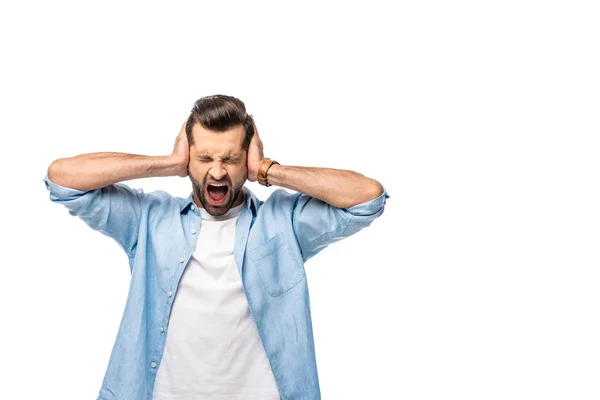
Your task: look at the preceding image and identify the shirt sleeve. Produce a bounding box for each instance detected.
[42,173,143,263]
[291,188,390,262]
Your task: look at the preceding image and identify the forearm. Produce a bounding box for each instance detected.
[47,152,180,191]
[266,164,384,209]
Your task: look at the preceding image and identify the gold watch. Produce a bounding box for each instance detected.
[257,158,280,187]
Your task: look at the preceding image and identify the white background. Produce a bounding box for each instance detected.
[1,1,599,399]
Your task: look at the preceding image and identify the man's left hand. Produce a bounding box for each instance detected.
[246,114,264,182]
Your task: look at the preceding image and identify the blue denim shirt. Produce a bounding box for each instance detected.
[43,173,389,400]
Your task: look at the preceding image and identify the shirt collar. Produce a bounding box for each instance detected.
[180,185,259,216]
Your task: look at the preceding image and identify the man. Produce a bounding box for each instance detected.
[44,94,390,400]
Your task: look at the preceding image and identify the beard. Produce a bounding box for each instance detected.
[190,173,244,217]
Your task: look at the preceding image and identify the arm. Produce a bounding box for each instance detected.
[47,153,183,191]
[265,164,384,209]
[246,115,389,262]
[246,115,384,208]
[44,120,190,266]
[47,119,189,190]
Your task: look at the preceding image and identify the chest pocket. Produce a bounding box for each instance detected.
[249,232,305,297]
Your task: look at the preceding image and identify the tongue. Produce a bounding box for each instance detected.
[208,185,227,201]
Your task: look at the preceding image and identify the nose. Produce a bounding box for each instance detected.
[209,163,227,181]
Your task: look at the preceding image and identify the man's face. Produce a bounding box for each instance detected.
[188,122,248,216]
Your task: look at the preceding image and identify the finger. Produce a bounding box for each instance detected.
[181,116,190,133]
[251,119,259,137]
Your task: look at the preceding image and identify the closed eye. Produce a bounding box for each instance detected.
[196,155,240,163]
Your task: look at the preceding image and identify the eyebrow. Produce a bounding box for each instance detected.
[196,153,241,159]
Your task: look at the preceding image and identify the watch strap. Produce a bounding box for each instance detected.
[257,158,279,187]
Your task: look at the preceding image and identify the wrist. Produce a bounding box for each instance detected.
[264,163,284,187]
[154,155,187,177]
[257,158,280,186]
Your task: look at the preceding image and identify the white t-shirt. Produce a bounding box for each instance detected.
[152,200,281,400]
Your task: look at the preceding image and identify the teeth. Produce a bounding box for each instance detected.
[210,184,227,187]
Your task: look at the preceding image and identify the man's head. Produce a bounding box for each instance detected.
[185,94,254,216]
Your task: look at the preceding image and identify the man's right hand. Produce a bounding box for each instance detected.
[171,118,190,178]
[47,118,192,191]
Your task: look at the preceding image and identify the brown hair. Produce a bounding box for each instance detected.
[185,94,254,150]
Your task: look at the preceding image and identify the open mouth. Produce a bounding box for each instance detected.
[206,184,229,205]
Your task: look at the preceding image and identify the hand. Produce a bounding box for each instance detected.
[246,114,264,182]
[171,118,190,177]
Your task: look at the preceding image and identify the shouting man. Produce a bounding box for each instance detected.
[44,94,390,400]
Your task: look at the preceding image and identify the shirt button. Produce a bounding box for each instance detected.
[167,291,172,297]
[191,205,195,210]
[179,257,185,263]
[160,326,164,333]
[151,362,157,368]
[191,229,196,235]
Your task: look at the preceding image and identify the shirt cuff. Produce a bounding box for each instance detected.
[344,188,390,216]
[43,172,88,200]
